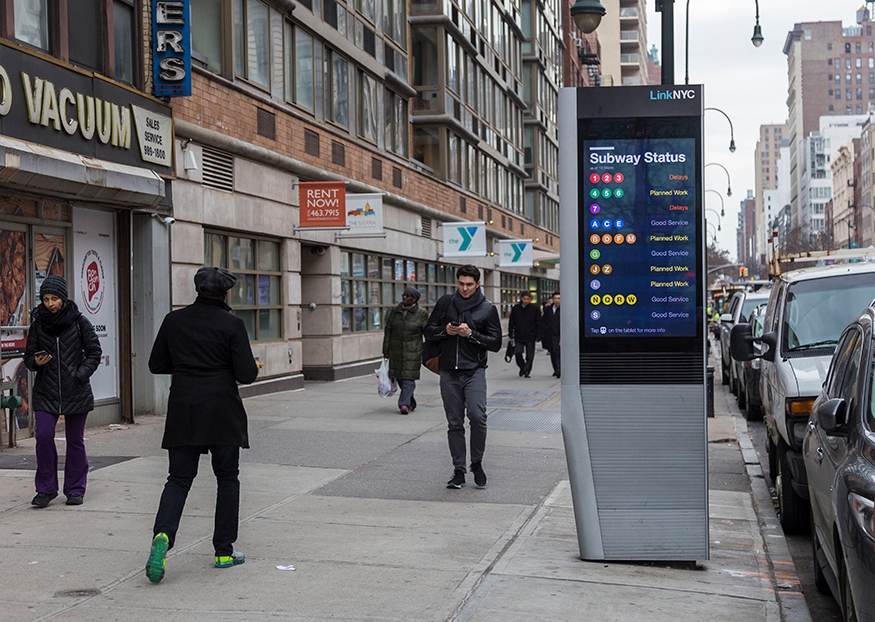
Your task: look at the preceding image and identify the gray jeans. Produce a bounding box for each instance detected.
[397,379,417,410]
[439,367,487,471]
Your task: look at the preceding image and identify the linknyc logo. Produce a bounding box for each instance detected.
[649,89,696,100]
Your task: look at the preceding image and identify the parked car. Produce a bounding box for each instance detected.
[734,302,767,421]
[731,262,875,534]
[803,304,875,622]
[718,287,771,388]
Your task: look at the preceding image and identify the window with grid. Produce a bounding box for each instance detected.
[339,252,457,332]
[205,232,282,341]
[500,273,529,318]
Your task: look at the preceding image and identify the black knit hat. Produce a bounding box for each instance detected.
[403,286,421,301]
[40,275,68,300]
[194,266,237,297]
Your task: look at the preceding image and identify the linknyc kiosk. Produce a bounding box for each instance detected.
[557,86,708,561]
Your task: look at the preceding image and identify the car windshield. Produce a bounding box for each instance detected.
[783,273,875,353]
[740,296,767,323]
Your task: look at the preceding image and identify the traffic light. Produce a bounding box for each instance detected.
[741,267,748,278]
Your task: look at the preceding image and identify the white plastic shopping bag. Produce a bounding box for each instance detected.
[375,359,397,398]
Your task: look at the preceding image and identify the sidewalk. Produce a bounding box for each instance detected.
[0,347,809,621]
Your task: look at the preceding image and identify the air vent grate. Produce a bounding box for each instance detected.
[256,108,276,140]
[201,146,234,192]
[421,217,432,238]
[372,157,382,180]
[332,141,345,166]
[304,129,320,156]
[393,167,402,188]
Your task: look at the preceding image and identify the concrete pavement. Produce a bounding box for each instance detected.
[0,345,811,621]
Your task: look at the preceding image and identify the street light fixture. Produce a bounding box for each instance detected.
[706,208,722,231]
[706,221,718,244]
[705,163,732,197]
[751,0,764,48]
[704,109,736,153]
[705,189,725,216]
[569,0,606,34]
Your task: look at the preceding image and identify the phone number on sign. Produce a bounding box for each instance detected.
[307,209,341,218]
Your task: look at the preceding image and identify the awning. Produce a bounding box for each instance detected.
[0,135,165,208]
[533,249,561,266]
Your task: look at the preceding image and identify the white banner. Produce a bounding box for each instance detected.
[343,193,383,234]
[72,207,118,401]
[498,239,534,267]
[442,221,486,257]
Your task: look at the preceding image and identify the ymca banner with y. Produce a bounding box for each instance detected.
[498,239,534,267]
[442,222,486,257]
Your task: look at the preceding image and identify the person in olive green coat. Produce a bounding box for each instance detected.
[383,287,430,414]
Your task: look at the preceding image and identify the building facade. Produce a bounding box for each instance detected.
[783,12,875,237]
[596,0,647,87]
[753,124,785,270]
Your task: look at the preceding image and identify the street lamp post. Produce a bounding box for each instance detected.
[706,208,722,231]
[706,221,718,244]
[705,163,732,197]
[705,189,725,216]
[704,110,736,154]
[576,1,761,85]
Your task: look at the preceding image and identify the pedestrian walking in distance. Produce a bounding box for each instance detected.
[145,267,259,583]
[424,264,502,489]
[508,291,543,378]
[383,286,429,414]
[543,291,561,378]
[24,275,102,508]
[540,294,554,350]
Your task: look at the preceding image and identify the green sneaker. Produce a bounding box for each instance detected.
[145,533,170,583]
[214,550,245,568]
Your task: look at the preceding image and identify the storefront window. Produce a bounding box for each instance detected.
[340,251,456,332]
[205,232,282,341]
[500,273,529,317]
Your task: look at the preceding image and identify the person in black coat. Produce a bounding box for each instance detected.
[145,266,259,583]
[424,264,502,489]
[508,291,543,378]
[24,275,102,508]
[542,291,561,378]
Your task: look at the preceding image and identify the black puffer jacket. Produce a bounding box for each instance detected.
[424,289,502,371]
[24,301,102,415]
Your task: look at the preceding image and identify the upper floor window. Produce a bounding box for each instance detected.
[324,48,349,128]
[359,70,379,144]
[382,0,406,45]
[192,0,224,74]
[8,0,138,85]
[283,24,315,110]
[234,0,271,88]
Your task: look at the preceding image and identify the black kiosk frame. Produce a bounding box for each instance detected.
[558,85,707,561]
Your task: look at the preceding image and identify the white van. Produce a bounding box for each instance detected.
[730,262,875,534]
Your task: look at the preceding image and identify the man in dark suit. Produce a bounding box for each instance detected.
[543,291,561,378]
[145,267,259,583]
[508,291,543,378]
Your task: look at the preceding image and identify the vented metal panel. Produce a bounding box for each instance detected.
[580,384,707,559]
[256,108,276,140]
[332,141,345,166]
[421,217,432,238]
[580,352,703,384]
[201,146,234,192]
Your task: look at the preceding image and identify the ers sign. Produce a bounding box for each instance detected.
[299,181,346,228]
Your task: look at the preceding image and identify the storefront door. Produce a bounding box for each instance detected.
[0,223,69,440]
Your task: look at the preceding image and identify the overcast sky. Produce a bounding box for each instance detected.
[644,0,870,258]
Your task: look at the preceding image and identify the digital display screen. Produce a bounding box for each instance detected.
[581,137,698,339]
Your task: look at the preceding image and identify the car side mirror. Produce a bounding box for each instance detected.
[816,398,848,436]
[719,313,733,323]
[730,323,758,361]
[760,331,777,362]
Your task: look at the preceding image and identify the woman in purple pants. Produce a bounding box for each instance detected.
[24,275,102,508]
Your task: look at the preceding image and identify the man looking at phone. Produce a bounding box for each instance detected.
[424,265,502,489]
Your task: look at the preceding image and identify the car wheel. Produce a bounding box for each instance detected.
[840,551,858,622]
[744,397,762,422]
[810,514,831,595]
[767,436,777,482]
[776,440,809,535]
[721,357,729,385]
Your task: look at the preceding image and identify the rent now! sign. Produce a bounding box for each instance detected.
[298,181,347,228]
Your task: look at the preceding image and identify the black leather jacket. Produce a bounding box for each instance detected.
[424,290,502,371]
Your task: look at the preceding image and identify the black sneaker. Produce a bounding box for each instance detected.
[446,469,465,489]
[31,492,58,508]
[65,494,84,506]
[471,462,487,488]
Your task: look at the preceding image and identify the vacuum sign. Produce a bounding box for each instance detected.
[152,0,192,97]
